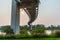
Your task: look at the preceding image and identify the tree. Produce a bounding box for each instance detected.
[1,25,14,34]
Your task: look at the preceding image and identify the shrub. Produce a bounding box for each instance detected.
[0,34,15,39]
[31,29,48,38]
[32,28,45,34]
[32,33,48,38]
[14,30,32,38]
[1,26,14,34]
[49,31,60,37]
[55,31,60,37]
[49,33,56,37]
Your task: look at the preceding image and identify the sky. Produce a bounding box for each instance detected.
[0,0,60,27]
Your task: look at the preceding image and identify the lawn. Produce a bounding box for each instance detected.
[0,38,60,40]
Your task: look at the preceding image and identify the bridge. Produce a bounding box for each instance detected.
[11,0,40,34]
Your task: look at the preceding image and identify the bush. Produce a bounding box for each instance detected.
[32,33,48,38]
[49,31,60,37]
[14,30,32,38]
[32,28,45,34]
[49,33,56,37]
[0,34,15,39]
[1,26,14,34]
[31,29,48,38]
[55,31,60,37]
[15,34,32,39]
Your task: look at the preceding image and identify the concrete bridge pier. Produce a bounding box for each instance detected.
[11,0,20,35]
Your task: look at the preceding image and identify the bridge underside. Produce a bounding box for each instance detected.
[11,0,40,34]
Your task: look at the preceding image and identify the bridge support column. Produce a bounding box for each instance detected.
[11,0,20,35]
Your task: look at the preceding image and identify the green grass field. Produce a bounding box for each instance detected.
[0,38,60,40]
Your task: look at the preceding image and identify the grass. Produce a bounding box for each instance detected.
[0,38,60,40]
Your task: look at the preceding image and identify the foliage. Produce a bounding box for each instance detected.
[1,25,14,34]
[49,31,60,37]
[0,24,60,38]
[55,31,60,37]
[31,27,46,38]
[14,30,32,38]
[47,25,60,30]
[49,33,56,37]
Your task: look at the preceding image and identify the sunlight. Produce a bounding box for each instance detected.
[20,9,29,26]
[20,9,25,15]
[21,11,24,14]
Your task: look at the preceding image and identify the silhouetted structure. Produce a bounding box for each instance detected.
[11,0,40,34]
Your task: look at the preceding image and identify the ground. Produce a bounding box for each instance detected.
[0,38,60,40]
